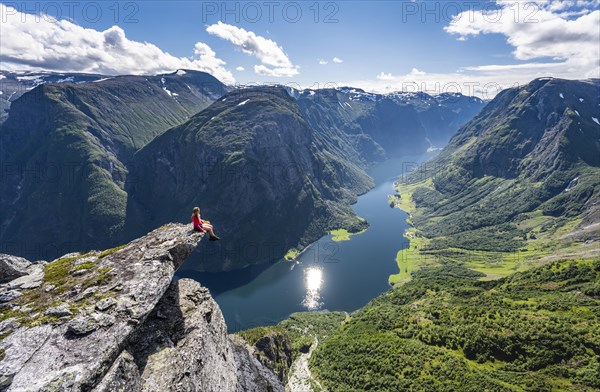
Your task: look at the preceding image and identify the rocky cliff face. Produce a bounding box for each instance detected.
[0,223,286,391]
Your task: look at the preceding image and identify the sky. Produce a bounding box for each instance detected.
[1,0,599,98]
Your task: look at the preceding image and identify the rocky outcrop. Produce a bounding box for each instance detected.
[0,223,284,391]
[252,332,293,383]
[230,335,286,392]
[0,255,38,284]
[127,279,237,391]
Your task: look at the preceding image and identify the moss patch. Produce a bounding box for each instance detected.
[98,245,127,259]
[0,252,117,334]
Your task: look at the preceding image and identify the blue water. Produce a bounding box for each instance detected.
[177,154,433,332]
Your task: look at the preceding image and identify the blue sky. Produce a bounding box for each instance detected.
[2,1,599,96]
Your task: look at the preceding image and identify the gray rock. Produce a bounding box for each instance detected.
[44,304,73,317]
[91,351,142,392]
[0,255,31,284]
[7,265,44,290]
[0,223,285,392]
[230,335,286,392]
[67,313,116,336]
[3,223,204,392]
[0,318,19,335]
[95,298,116,311]
[0,291,22,303]
[0,325,54,380]
[129,279,238,392]
[74,287,97,302]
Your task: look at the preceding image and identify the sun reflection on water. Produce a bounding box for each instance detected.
[302,266,323,310]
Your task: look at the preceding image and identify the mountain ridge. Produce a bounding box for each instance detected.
[393,77,600,283]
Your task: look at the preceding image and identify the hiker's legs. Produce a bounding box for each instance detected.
[202,224,216,237]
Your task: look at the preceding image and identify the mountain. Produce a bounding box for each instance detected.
[0,71,485,269]
[0,70,227,259]
[125,86,373,271]
[394,78,600,281]
[0,224,288,391]
[0,71,107,124]
[125,85,485,271]
[292,87,486,159]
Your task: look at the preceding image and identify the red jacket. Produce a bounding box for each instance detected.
[192,215,205,232]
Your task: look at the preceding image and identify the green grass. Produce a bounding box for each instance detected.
[98,245,127,258]
[329,227,368,242]
[284,249,299,261]
[392,167,599,284]
[0,251,117,333]
[73,262,95,271]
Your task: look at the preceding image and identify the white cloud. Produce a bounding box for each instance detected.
[236,66,245,71]
[0,4,235,84]
[346,1,599,98]
[254,64,299,77]
[319,59,328,65]
[445,1,599,72]
[333,57,343,64]
[206,21,298,77]
[376,72,395,81]
[409,68,426,76]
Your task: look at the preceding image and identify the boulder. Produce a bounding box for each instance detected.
[0,255,31,284]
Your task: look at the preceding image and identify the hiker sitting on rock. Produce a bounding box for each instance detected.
[192,207,220,241]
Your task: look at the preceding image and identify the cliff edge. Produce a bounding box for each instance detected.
[0,223,284,391]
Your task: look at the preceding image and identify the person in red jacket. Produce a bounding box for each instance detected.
[192,207,220,241]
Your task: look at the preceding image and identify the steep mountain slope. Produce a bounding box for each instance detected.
[0,70,226,258]
[0,71,107,124]
[125,87,373,271]
[395,78,600,281]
